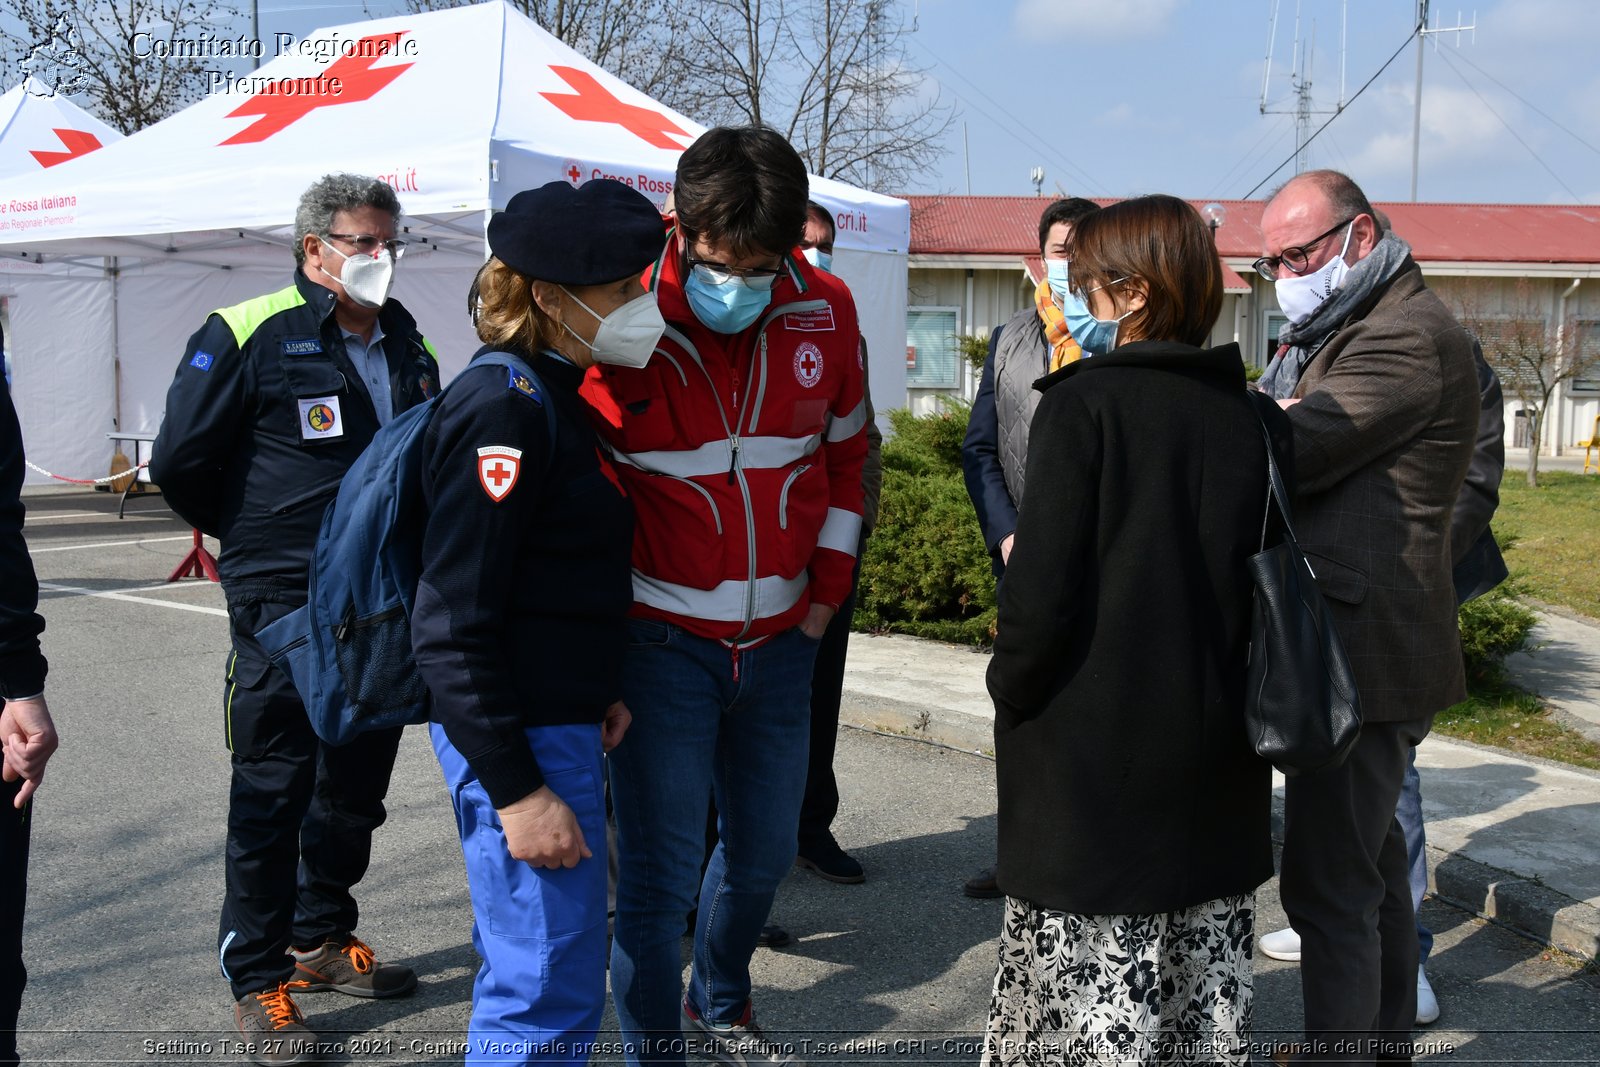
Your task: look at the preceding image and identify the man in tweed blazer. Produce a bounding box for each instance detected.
[1259,170,1478,1064]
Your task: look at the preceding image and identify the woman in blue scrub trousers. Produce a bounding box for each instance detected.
[411,179,667,1065]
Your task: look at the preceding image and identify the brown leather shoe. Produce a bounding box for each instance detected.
[233,981,317,1066]
[291,935,417,998]
[963,866,1003,899]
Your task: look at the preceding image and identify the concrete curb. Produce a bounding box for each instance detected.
[842,690,1600,963]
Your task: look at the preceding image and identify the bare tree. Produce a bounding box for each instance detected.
[688,0,952,191]
[1457,279,1600,486]
[1,0,241,134]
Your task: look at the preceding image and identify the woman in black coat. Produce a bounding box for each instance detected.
[982,195,1291,1066]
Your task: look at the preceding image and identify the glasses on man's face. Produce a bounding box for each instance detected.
[326,233,408,260]
[687,256,784,292]
[1252,218,1354,281]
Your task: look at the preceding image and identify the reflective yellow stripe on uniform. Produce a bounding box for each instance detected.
[214,285,308,348]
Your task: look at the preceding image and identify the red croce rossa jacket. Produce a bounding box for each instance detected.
[580,228,869,646]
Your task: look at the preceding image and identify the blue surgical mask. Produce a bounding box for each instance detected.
[684,266,773,334]
[1059,279,1133,356]
[1045,258,1071,306]
[802,247,833,274]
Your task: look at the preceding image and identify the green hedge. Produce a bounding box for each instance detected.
[855,403,1537,676]
[854,402,997,644]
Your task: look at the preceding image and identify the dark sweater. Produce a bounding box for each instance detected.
[412,348,634,809]
[987,340,1290,916]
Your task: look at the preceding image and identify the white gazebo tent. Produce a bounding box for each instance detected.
[0,82,124,479]
[0,0,910,484]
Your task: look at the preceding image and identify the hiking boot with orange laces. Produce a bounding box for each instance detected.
[290,935,417,998]
[233,981,317,1066]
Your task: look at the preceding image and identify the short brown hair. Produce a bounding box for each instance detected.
[1068,195,1222,347]
[470,257,559,353]
[675,127,809,258]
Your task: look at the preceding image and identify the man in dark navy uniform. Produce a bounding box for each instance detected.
[151,174,438,1066]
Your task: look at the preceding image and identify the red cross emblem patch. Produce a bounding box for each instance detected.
[794,342,823,388]
[476,445,523,502]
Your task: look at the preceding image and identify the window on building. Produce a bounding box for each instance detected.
[906,306,960,390]
[1473,318,1550,393]
[1571,320,1600,393]
[1261,311,1288,368]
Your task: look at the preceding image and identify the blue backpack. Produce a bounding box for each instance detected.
[257,351,553,745]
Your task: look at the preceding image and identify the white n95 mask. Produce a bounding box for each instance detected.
[561,289,665,369]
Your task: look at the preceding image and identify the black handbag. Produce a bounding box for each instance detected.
[1243,398,1362,776]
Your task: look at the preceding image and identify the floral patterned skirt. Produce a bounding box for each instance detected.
[981,893,1255,1067]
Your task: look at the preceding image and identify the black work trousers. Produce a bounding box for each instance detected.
[797,557,861,852]
[218,596,403,1000]
[1280,713,1433,1065]
[1,778,29,1067]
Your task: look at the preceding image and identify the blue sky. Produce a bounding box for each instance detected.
[234,0,1600,204]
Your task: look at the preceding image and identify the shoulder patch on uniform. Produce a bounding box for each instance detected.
[477,446,523,502]
[507,366,543,404]
[189,351,215,372]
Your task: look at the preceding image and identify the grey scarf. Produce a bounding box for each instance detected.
[1258,232,1413,400]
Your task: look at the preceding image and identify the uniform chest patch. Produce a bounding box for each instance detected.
[477,445,523,502]
[281,337,324,356]
[784,308,835,332]
[794,342,824,388]
[297,395,344,440]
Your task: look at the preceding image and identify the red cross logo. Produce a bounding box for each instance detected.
[30,128,104,168]
[794,342,823,388]
[540,66,691,150]
[561,158,584,186]
[477,446,523,502]
[220,33,415,146]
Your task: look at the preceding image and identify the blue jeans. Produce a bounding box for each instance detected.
[432,722,608,1067]
[1396,744,1434,963]
[608,621,819,1067]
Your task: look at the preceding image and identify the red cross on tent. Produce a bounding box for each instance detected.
[30,128,104,168]
[540,66,691,150]
[220,32,415,146]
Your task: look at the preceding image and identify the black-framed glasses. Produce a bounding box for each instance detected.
[1252,217,1355,281]
[687,256,783,291]
[325,233,408,260]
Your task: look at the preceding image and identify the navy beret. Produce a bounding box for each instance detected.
[488,179,666,285]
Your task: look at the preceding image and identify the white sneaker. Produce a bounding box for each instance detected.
[1258,926,1302,962]
[1416,965,1440,1025]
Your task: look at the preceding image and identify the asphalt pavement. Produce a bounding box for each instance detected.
[12,486,1600,1065]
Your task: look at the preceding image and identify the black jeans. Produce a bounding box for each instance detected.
[1281,714,1433,1065]
[797,556,862,851]
[1,777,29,1067]
[218,596,403,999]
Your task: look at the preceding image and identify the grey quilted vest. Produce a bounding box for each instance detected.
[993,306,1052,506]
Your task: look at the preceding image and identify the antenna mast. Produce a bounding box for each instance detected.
[1409,1,1477,201]
[1259,0,1348,176]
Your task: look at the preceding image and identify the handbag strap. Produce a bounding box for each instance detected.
[1247,391,1300,549]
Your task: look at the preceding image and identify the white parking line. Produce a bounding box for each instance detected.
[38,581,228,617]
[29,535,197,554]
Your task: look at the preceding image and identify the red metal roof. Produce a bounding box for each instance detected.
[905,196,1600,265]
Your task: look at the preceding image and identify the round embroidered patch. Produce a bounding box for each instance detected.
[794,342,823,388]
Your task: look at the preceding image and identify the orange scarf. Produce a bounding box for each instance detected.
[1034,279,1082,370]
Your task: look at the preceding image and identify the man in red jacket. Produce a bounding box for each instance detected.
[582,126,867,1067]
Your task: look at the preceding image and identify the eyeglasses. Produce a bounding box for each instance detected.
[325,233,408,259]
[1067,276,1129,305]
[1252,218,1355,281]
[687,256,784,292]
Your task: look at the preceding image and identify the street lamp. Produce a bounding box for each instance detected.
[1203,202,1227,241]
